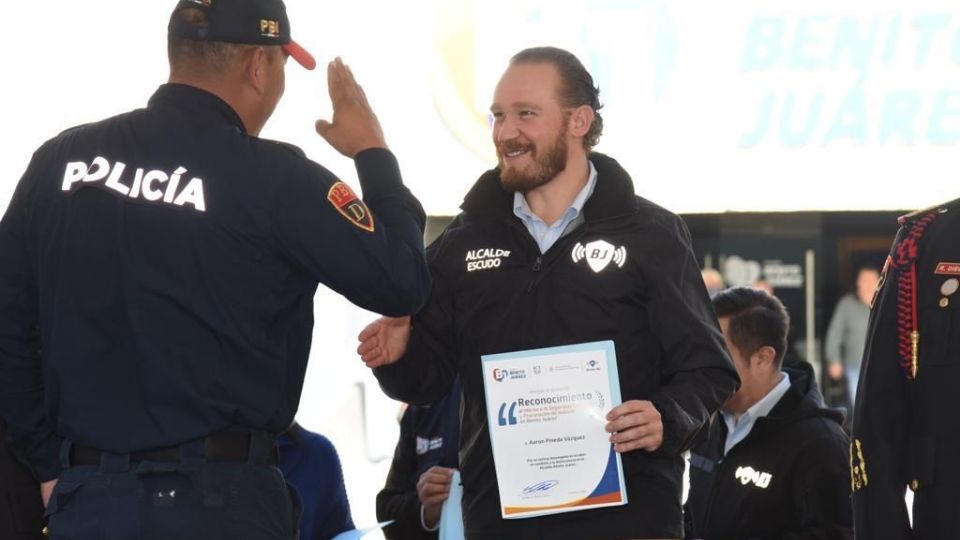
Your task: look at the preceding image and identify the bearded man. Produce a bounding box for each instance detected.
[358,46,739,540]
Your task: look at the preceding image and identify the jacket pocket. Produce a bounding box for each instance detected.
[919,279,960,366]
[43,480,83,519]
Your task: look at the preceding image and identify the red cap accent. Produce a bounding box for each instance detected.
[283,40,316,70]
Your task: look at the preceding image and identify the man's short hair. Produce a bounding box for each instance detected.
[510,46,604,150]
[712,287,790,367]
[167,7,256,75]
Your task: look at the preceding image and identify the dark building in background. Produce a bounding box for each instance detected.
[684,211,898,411]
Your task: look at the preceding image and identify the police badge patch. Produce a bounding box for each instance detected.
[327,181,375,232]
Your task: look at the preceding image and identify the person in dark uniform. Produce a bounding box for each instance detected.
[0,1,430,539]
[377,378,461,540]
[852,197,960,539]
[0,420,44,540]
[684,287,852,540]
[358,47,738,540]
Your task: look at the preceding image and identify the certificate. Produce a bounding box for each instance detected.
[481,340,627,519]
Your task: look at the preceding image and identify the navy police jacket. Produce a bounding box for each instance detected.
[0,84,430,481]
[852,198,960,539]
[685,362,852,540]
[374,153,739,540]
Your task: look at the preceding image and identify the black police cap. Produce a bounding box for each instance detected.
[168,0,316,70]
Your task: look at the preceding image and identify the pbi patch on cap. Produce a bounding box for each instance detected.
[260,19,280,38]
[935,262,960,275]
[327,182,375,232]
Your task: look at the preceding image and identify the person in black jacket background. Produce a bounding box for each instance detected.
[684,287,852,540]
[377,379,461,539]
[358,46,738,540]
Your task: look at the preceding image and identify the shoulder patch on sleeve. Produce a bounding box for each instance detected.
[327,181,375,232]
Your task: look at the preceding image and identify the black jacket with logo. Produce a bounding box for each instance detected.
[684,362,852,540]
[851,198,960,539]
[377,379,461,540]
[374,153,739,540]
[0,84,430,481]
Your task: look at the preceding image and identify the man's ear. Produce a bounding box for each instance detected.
[752,345,778,370]
[568,105,594,138]
[245,46,268,96]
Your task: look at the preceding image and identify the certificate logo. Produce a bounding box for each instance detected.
[493,367,528,381]
[497,401,518,426]
[522,480,559,495]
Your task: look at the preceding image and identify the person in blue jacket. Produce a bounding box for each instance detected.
[278,423,354,540]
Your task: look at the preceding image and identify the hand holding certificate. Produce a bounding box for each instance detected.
[481,340,628,519]
[606,400,664,453]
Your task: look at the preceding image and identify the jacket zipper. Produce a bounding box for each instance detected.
[527,256,543,292]
[506,209,625,292]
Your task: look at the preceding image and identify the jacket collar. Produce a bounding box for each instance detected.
[759,362,845,428]
[148,83,248,134]
[461,152,639,222]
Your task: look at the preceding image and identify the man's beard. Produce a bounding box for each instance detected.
[498,129,569,193]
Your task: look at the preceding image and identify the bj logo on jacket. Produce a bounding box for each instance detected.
[735,466,772,489]
[572,240,627,273]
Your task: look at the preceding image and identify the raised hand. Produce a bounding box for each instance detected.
[315,57,386,158]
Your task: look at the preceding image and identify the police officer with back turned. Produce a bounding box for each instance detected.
[0,1,430,538]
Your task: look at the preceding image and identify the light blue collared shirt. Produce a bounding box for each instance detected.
[512,162,598,253]
[721,372,791,456]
